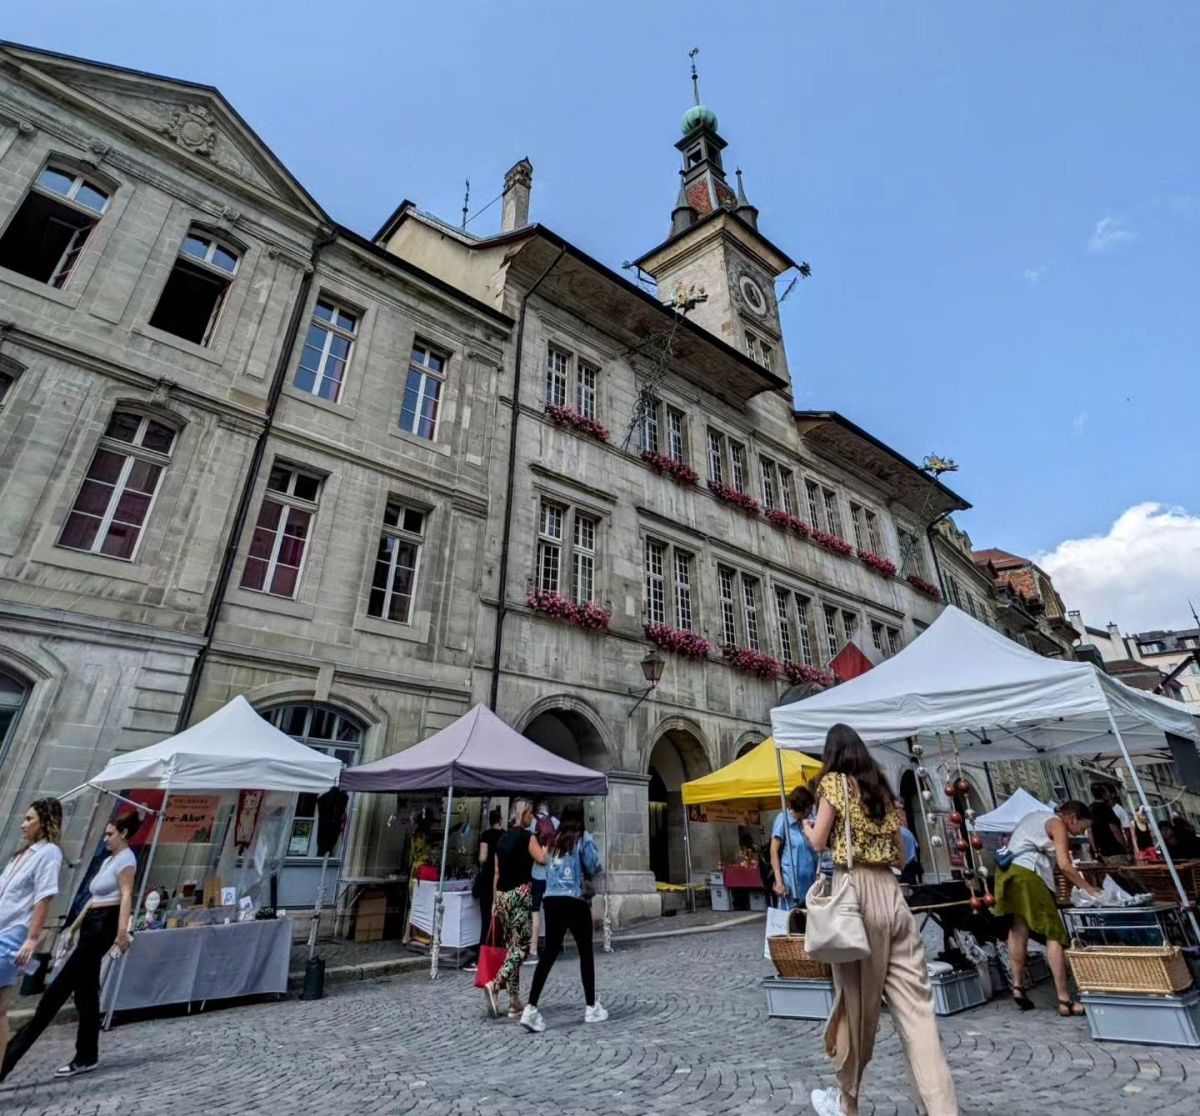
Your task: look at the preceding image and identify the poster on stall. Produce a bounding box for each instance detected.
[941,816,966,867]
[687,803,761,826]
[159,795,220,843]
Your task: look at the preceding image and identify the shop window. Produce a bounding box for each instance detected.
[149,228,239,345]
[0,164,110,289]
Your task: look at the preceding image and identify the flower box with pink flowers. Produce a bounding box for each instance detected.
[546,404,610,443]
[526,589,611,632]
[641,450,699,487]
[765,508,811,539]
[809,528,854,557]
[858,550,898,579]
[707,481,760,516]
[783,661,836,689]
[906,574,942,601]
[720,644,781,680]
[644,623,711,661]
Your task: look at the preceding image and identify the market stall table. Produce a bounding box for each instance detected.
[1062,902,1199,948]
[406,880,479,950]
[100,918,291,1015]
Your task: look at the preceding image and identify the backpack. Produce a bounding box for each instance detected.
[534,813,557,847]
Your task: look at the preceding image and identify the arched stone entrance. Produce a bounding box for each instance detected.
[646,725,713,884]
[521,705,609,770]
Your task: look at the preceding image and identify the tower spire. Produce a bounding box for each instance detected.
[689,47,701,106]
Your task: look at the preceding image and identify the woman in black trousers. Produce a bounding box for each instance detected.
[1,811,139,1082]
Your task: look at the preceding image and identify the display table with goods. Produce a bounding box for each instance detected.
[406,879,479,950]
[100,915,291,1014]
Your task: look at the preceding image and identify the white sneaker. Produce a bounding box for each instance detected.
[520,1004,546,1033]
[584,1002,609,1023]
[810,1087,845,1116]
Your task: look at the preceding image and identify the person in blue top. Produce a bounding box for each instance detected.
[898,810,922,885]
[769,786,819,906]
[520,804,606,1033]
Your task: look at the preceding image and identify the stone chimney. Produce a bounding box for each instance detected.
[501,158,533,232]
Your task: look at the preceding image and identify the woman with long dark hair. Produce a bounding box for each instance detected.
[0,799,63,1073]
[520,803,605,1032]
[2,810,139,1082]
[803,725,958,1116]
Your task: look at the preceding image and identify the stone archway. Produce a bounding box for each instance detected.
[646,726,713,884]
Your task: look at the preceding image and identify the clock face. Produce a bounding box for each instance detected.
[738,273,768,316]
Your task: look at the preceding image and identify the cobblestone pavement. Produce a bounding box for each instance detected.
[2,922,1198,1115]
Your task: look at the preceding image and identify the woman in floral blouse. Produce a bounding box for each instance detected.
[803,725,958,1116]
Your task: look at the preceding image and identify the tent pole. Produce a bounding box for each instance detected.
[431,783,454,980]
[330,791,357,938]
[682,804,695,915]
[1106,710,1200,942]
[103,772,172,1030]
[775,744,796,906]
[602,793,613,953]
[307,854,331,962]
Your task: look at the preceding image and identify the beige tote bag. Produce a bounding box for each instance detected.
[803,775,871,963]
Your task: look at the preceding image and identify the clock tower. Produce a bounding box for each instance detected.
[634,60,798,387]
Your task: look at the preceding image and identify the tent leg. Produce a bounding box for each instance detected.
[104,776,171,1030]
[431,784,454,980]
[682,806,695,915]
[331,791,358,938]
[775,744,795,905]
[602,794,613,953]
[1107,711,1200,942]
[308,854,331,962]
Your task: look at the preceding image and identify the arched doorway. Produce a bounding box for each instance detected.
[646,728,712,884]
[522,707,608,770]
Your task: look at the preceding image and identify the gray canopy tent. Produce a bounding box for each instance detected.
[771,606,1200,937]
[339,704,610,976]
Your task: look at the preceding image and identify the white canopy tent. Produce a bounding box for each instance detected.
[974,788,1054,834]
[771,607,1200,931]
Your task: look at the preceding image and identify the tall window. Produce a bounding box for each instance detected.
[536,500,599,604]
[898,528,928,578]
[760,458,778,510]
[887,626,903,656]
[745,330,774,370]
[57,410,176,561]
[149,228,239,345]
[400,341,448,440]
[842,610,859,644]
[645,539,667,624]
[641,397,661,454]
[729,442,748,492]
[295,298,358,402]
[240,464,321,598]
[718,566,738,645]
[0,668,30,767]
[775,588,794,662]
[666,407,686,462]
[947,577,964,609]
[871,620,886,653]
[576,361,598,419]
[674,551,694,631]
[850,502,867,551]
[822,487,843,538]
[865,509,883,554]
[778,466,797,516]
[367,500,425,624]
[805,480,823,529]
[264,704,362,859]
[741,577,761,650]
[823,605,841,663]
[0,164,110,289]
[545,345,570,408]
[707,429,725,484]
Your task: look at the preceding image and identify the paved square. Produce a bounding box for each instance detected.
[2,923,1198,1115]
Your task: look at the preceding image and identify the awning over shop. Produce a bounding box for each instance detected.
[681,736,821,808]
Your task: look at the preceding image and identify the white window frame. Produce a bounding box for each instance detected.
[850,502,867,551]
[741,576,761,650]
[865,508,883,554]
[400,340,449,441]
[241,465,322,599]
[775,588,795,662]
[537,501,565,594]
[823,604,841,663]
[573,512,597,604]
[576,360,598,419]
[295,297,359,403]
[641,397,661,454]
[778,466,797,517]
[805,480,823,529]
[536,499,599,605]
[707,429,725,484]
[775,588,815,665]
[871,620,886,653]
[152,227,240,346]
[666,406,686,463]
[730,441,748,493]
[645,539,667,624]
[822,487,843,538]
[545,345,570,408]
[367,500,425,625]
[760,458,778,510]
[674,550,694,631]
[718,565,738,645]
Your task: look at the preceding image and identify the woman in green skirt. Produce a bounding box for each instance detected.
[995,800,1104,1017]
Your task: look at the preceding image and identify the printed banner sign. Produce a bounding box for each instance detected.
[688,803,762,826]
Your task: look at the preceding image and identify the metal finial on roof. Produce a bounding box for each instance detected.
[461,178,469,230]
[689,47,701,105]
[735,168,749,204]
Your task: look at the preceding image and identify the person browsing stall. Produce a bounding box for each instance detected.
[769,785,818,905]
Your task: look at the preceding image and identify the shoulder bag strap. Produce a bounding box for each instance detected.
[841,774,854,871]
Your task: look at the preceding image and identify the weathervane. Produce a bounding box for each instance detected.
[689,47,700,104]
[922,454,958,477]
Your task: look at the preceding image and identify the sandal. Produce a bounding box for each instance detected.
[1057,999,1085,1017]
[482,981,500,1018]
[1011,985,1035,1011]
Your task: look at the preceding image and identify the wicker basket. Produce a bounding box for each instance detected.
[1066,945,1195,995]
[767,910,831,980]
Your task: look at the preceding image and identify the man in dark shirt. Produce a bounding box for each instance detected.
[1089,782,1129,861]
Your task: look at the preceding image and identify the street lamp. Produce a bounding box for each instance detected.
[626,650,666,718]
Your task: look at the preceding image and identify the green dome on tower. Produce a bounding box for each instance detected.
[681,103,718,135]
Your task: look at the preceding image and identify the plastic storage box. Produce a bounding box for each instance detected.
[1081,989,1200,1047]
[763,976,835,1020]
[749,891,767,911]
[930,969,987,1016]
[710,885,732,912]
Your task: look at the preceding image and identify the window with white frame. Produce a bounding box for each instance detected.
[842,609,859,645]
[644,538,667,624]
[822,487,844,538]
[871,620,886,653]
[544,343,601,420]
[823,605,841,663]
[745,329,774,370]
[887,626,903,656]
[295,298,358,402]
[638,541,694,629]
[707,429,725,484]
[643,399,688,463]
[545,345,569,408]
[775,588,815,665]
[400,341,449,440]
[778,466,797,517]
[865,508,883,554]
[898,528,928,578]
[718,565,738,645]
[760,458,778,510]
[850,502,868,551]
[57,410,177,561]
[674,550,694,631]
[730,441,748,492]
[0,163,110,289]
[536,499,599,604]
[149,228,239,345]
[240,464,322,598]
[666,406,686,463]
[805,479,823,529]
[741,576,761,650]
[641,397,661,454]
[367,500,425,624]
[576,360,598,419]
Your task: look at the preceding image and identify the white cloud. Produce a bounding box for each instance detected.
[1088,215,1137,253]
[1036,503,1200,631]
[1023,265,1048,284]
[1072,412,1088,436]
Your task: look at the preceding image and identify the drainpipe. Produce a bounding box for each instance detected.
[176,227,337,729]
[488,247,566,711]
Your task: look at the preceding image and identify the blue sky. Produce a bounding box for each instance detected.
[6,2,1198,628]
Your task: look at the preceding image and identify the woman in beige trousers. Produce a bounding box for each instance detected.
[803,725,959,1116]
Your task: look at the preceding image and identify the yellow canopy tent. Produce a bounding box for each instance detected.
[682,737,822,807]
[679,737,821,911]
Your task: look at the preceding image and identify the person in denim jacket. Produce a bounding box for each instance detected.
[520,805,607,1032]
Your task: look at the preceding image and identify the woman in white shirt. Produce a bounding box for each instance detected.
[0,799,63,1072]
[2,810,139,1082]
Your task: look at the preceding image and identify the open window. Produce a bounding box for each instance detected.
[149,228,240,345]
[0,164,110,289]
